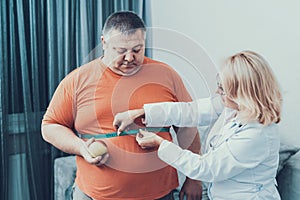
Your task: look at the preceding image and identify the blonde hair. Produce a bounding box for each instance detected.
[220,50,282,125]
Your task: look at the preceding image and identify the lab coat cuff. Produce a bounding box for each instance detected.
[144,103,170,127]
[158,140,183,164]
[143,104,152,126]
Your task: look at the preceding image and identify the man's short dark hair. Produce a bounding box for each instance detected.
[102,11,146,37]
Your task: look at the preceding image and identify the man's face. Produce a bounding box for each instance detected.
[102,29,146,76]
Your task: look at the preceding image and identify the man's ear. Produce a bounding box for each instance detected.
[101,35,106,50]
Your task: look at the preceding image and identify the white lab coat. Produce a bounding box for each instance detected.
[143,98,281,200]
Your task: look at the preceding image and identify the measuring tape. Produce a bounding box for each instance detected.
[78,127,170,139]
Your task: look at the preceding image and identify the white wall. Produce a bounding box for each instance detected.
[150,0,300,146]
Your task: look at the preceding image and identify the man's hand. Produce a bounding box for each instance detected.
[179,178,202,200]
[113,109,145,134]
[79,138,109,167]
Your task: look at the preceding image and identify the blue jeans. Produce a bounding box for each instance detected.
[71,184,91,200]
[172,188,209,200]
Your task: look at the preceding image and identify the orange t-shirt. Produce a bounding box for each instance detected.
[43,57,193,200]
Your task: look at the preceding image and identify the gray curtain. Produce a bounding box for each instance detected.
[0,0,151,199]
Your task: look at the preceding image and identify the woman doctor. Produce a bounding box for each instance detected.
[113,50,282,200]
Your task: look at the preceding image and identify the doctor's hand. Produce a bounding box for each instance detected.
[79,138,109,167]
[113,109,145,135]
[136,129,164,149]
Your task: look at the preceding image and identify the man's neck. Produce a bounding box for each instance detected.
[100,56,109,67]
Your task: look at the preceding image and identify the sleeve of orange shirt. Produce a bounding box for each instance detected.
[42,71,76,129]
[41,69,87,156]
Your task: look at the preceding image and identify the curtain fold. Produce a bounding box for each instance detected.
[0,0,151,200]
[0,0,8,198]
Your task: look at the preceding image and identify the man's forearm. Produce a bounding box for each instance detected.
[41,124,83,155]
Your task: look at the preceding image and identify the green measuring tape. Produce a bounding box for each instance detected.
[78,127,170,139]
